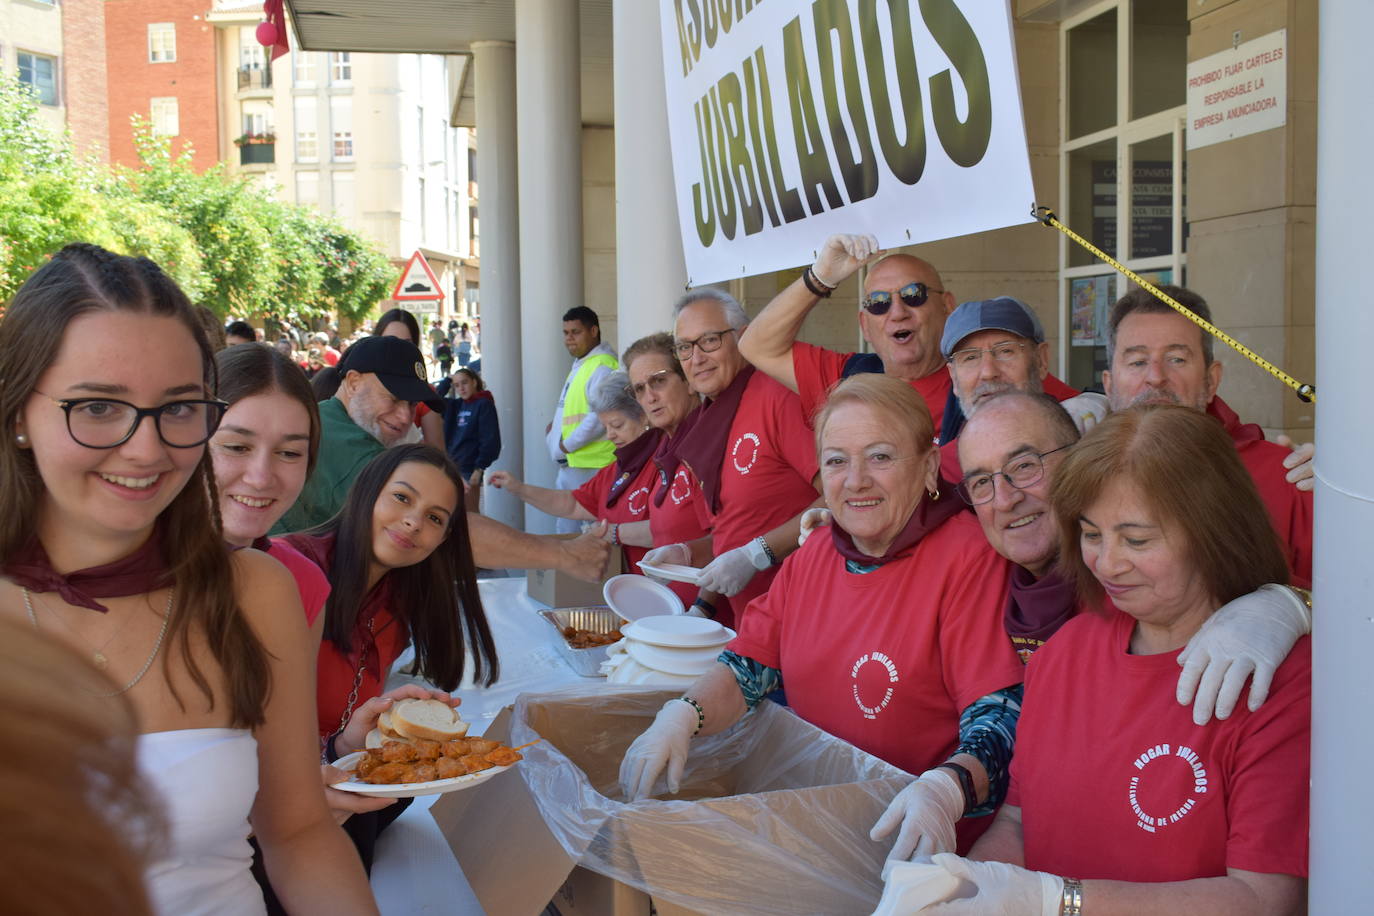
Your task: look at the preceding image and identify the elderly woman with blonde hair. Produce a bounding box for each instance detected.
[619,373,1025,857]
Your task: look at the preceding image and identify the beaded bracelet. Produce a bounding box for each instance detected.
[610,523,620,546]
[679,696,706,735]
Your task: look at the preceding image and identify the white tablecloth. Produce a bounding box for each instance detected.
[370,577,593,915]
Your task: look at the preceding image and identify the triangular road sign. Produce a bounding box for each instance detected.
[392,250,445,301]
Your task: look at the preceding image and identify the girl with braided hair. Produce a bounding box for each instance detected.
[0,244,377,915]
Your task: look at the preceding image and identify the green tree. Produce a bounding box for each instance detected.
[1,74,394,324]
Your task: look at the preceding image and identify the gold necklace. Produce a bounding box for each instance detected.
[24,589,127,669]
[23,587,173,696]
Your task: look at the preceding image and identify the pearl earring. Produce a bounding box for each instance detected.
[14,433,27,446]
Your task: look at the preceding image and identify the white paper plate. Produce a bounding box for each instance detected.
[624,640,725,677]
[329,751,514,798]
[603,574,686,621]
[635,560,704,585]
[620,615,736,649]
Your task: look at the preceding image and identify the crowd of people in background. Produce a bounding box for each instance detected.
[0,233,1319,916]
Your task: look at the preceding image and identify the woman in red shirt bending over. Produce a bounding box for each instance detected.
[890,406,1308,916]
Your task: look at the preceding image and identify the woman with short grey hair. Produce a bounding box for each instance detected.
[489,371,660,569]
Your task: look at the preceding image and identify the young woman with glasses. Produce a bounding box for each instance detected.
[0,244,377,915]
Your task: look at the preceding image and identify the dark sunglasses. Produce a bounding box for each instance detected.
[861,282,945,316]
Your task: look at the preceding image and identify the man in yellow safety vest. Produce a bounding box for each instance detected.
[546,306,620,532]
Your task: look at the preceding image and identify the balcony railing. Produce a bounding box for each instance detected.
[239,141,275,165]
[237,66,273,91]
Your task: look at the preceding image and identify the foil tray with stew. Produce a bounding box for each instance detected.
[539,606,623,677]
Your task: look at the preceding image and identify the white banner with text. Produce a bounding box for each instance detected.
[659,0,1036,285]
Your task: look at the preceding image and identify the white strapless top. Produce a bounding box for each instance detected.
[137,728,266,916]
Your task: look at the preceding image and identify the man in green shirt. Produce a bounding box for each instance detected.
[272,334,612,580]
[273,335,434,533]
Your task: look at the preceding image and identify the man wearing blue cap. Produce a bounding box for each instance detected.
[938,297,1098,444]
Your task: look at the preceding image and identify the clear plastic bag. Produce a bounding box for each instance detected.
[510,685,911,915]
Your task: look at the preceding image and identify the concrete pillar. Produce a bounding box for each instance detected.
[1310,1,1374,908]
[472,40,523,531]
[515,0,582,534]
[612,0,687,349]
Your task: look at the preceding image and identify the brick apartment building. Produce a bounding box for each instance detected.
[104,0,218,171]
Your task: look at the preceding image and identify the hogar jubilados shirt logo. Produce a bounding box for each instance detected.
[850,651,900,720]
[731,432,761,474]
[1126,742,1210,833]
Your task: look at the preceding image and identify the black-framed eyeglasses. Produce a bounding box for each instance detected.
[35,391,228,449]
[626,369,677,399]
[861,282,945,316]
[674,328,736,361]
[957,444,1073,506]
[947,340,1030,368]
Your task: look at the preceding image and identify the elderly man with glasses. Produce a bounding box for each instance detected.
[640,289,822,624]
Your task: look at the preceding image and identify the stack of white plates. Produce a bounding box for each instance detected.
[603,613,736,685]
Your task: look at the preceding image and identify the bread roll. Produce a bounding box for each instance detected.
[391,698,469,741]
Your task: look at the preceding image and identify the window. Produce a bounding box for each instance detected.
[241,101,274,138]
[331,171,356,225]
[148,24,176,63]
[17,52,57,106]
[294,51,318,86]
[1059,0,1189,389]
[330,96,353,161]
[296,171,320,208]
[238,30,265,71]
[294,97,318,162]
[330,52,352,84]
[150,97,179,137]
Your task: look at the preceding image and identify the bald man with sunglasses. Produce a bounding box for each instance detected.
[741,235,961,432]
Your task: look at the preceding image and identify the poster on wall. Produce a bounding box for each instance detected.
[659,0,1037,285]
[1070,275,1111,346]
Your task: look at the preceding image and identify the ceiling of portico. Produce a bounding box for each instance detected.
[283,0,614,125]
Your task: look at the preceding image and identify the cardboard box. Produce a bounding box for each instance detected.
[525,534,625,608]
[433,687,910,916]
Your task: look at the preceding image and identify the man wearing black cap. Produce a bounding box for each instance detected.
[273,335,440,533]
[273,335,613,581]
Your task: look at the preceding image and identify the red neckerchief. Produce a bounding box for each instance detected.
[828,478,962,567]
[281,531,398,672]
[669,365,755,513]
[1004,564,1077,647]
[2,527,170,613]
[605,428,663,508]
[653,409,701,507]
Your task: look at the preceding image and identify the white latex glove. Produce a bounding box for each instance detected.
[619,698,699,800]
[1176,584,1311,725]
[640,543,692,584]
[1276,434,1315,492]
[798,507,833,547]
[917,853,1062,915]
[812,233,881,289]
[869,768,965,861]
[698,538,772,597]
[870,859,963,916]
[1058,391,1109,434]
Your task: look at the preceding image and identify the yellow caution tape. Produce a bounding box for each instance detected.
[1033,205,1314,404]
